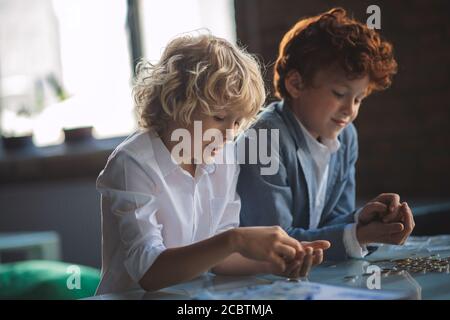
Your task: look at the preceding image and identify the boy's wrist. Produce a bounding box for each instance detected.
[258,261,273,275]
[226,228,242,254]
[356,223,369,246]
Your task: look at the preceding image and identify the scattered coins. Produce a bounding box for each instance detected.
[385,255,450,274]
[343,255,450,281]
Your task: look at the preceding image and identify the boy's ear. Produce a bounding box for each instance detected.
[284,70,305,99]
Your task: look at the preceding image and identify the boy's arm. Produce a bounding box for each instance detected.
[139,227,324,291]
[237,149,349,260]
[211,242,330,277]
[211,253,270,275]
[97,151,286,292]
[320,126,411,257]
[139,229,237,291]
[237,124,363,261]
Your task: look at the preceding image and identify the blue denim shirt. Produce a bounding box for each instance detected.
[237,100,358,260]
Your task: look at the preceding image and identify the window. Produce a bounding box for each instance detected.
[0,0,236,147]
[0,0,64,143]
[140,0,236,62]
[1,0,134,146]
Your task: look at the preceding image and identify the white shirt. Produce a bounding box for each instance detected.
[296,119,367,258]
[96,130,241,294]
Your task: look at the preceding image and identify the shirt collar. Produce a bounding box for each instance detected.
[295,117,341,156]
[148,130,216,177]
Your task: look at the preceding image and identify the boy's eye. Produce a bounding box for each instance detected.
[332,90,345,98]
[214,116,225,122]
[234,121,241,127]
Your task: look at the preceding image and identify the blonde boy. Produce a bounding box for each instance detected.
[96,33,330,294]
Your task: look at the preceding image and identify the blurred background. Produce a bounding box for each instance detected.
[0,0,449,299]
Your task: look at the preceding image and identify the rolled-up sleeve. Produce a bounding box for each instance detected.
[97,150,166,283]
[215,164,241,234]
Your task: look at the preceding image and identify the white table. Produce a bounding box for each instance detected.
[87,235,450,300]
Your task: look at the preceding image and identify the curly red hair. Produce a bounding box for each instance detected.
[274,7,398,99]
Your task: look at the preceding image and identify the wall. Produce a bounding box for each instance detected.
[0,179,101,268]
[234,0,450,199]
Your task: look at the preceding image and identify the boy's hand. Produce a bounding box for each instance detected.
[233,226,302,273]
[358,193,401,225]
[388,202,415,245]
[356,220,404,245]
[279,240,331,279]
[357,202,415,245]
[356,192,415,246]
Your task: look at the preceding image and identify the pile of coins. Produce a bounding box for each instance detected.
[342,255,450,282]
[388,255,450,274]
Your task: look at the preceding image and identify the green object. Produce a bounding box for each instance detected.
[0,260,100,300]
[46,73,69,101]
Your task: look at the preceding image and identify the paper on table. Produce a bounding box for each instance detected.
[194,280,415,300]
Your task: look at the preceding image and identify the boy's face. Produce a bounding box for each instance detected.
[187,108,244,162]
[287,65,369,141]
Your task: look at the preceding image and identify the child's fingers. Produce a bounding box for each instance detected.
[301,240,331,250]
[382,205,402,223]
[388,195,401,213]
[274,243,297,261]
[366,201,388,211]
[372,193,401,210]
[371,221,404,243]
[268,253,286,274]
[280,235,303,253]
[285,260,301,277]
[291,261,303,279]
[386,222,405,234]
[312,249,324,266]
[359,202,388,224]
[299,247,313,277]
[400,202,415,235]
[292,263,302,279]
[377,194,402,223]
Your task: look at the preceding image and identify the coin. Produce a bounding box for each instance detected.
[388,255,450,274]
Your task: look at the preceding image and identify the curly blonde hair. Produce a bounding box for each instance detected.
[133,32,266,135]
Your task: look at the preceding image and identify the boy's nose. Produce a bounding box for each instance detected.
[341,101,357,117]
